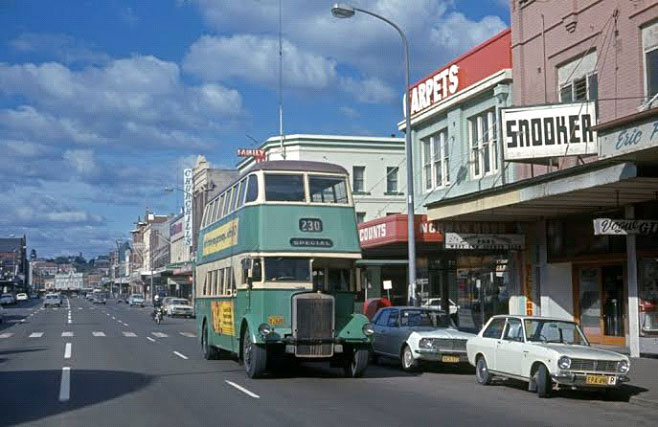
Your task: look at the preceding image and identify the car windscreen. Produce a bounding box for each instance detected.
[264,174,305,202]
[400,310,451,328]
[309,176,348,204]
[171,299,189,305]
[524,319,588,345]
[264,257,310,282]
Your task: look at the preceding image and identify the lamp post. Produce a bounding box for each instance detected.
[331,3,417,306]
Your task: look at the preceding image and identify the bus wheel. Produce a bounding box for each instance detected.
[242,327,266,379]
[344,346,369,378]
[201,322,218,360]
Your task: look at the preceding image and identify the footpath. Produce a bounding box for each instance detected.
[627,356,658,408]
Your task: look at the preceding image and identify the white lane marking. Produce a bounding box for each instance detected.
[179,332,197,338]
[66,298,70,309]
[151,332,168,338]
[20,319,25,323]
[92,331,106,337]
[59,367,71,402]
[62,332,74,337]
[78,307,83,310]
[0,333,14,339]
[146,337,156,342]
[67,319,72,324]
[122,322,129,327]
[64,343,72,359]
[122,332,137,337]
[225,380,260,399]
[53,308,59,311]
[173,351,189,360]
[29,332,44,338]
[111,316,116,320]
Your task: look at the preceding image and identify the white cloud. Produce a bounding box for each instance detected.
[340,76,397,104]
[430,13,508,54]
[184,34,337,90]
[339,106,360,119]
[63,149,96,175]
[9,33,110,65]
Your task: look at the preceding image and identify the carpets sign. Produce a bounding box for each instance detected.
[502,102,598,161]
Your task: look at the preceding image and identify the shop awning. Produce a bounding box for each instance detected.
[427,161,658,222]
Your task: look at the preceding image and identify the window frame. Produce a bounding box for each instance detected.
[352,166,365,194]
[386,166,399,194]
[469,110,498,179]
[644,43,658,101]
[244,174,259,204]
[503,318,525,342]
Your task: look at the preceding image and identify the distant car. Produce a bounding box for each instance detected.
[117,293,129,303]
[0,293,16,305]
[166,298,194,318]
[15,293,28,302]
[467,315,631,398]
[371,306,475,371]
[128,294,144,307]
[92,294,106,305]
[43,293,62,308]
[86,292,94,301]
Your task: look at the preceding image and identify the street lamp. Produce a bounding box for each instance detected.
[331,3,418,306]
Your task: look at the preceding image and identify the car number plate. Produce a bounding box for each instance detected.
[441,355,460,363]
[586,375,616,385]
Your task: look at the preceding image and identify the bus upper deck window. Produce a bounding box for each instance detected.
[245,174,258,203]
[265,174,305,202]
[309,176,348,204]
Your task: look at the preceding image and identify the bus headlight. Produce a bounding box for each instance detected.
[618,360,630,374]
[558,356,571,370]
[258,323,273,337]
[362,323,374,336]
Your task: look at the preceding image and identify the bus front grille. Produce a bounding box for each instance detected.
[292,293,335,358]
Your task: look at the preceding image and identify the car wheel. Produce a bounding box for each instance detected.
[475,356,492,385]
[242,326,266,379]
[535,364,551,398]
[401,345,418,372]
[344,346,369,378]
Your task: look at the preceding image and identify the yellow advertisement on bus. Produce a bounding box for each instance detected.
[211,301,235,336]
[202,219,239,257]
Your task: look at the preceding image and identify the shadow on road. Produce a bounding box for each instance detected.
[0,369,153,426]
[492,378,648,403]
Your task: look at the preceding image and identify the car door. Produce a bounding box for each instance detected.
[495,318,525,377]
[382,309,401,356]
[371,309,391,355]
[479,317,506,371]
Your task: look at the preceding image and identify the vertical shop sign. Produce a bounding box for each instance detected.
[523,235,534,316]
[183,168,193,247]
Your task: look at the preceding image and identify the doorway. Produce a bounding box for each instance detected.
[575,264,626,346]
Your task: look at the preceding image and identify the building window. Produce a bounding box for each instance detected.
[557,51,598,103]
[352,166,365,193]
[386,167,398,193]
[356,212,366,224]
[422,130,449,191]
[643,21,658,101]
[469,111,497,179]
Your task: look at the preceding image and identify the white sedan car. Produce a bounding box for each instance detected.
[467,315,630,398]
[15,293,28,302]
[166,298,194,318]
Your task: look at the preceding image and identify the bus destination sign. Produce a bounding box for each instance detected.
[290,238,333,248]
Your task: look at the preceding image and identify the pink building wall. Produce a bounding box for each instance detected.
[510,0,658,178]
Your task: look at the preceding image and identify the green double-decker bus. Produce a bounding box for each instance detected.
[195,160,373,378]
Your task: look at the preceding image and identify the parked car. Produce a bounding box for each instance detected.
[0,293,16,305]
[43,293,62,308]
[86,292,94,301]
[371,306,476,371]
[128,294,144,307]
[166,298,194,318]
[15,293,28,302]
[423,298,459,315]
[466,315,631,398]
[117,293,129,303]
[161,296,175,311]
[92,294,106,305]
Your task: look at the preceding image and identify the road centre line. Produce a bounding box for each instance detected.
[173,351,189,360]
[29,332,44,338]
[146,337,156,342]
[64,343,72,359]
[225,381,260,399]
[59,367,70,402]
[0,333,13,339]
[62,332,74,337]
[92,332,106,337]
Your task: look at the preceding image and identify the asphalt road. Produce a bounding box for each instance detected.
[1,297,657,427]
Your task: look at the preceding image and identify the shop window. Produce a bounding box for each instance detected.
[469,111,497,179]
[352,166,365,193]
[386,167,399,194]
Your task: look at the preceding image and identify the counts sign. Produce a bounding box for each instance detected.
[502,102,598,161]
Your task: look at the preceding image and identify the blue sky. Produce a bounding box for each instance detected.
[0,0,510,258]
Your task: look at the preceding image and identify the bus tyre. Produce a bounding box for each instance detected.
[201,322,218,360]
[344,347,369,378]
[242,327,266,379]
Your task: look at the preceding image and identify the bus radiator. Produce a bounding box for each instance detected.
[292,293,335,357]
